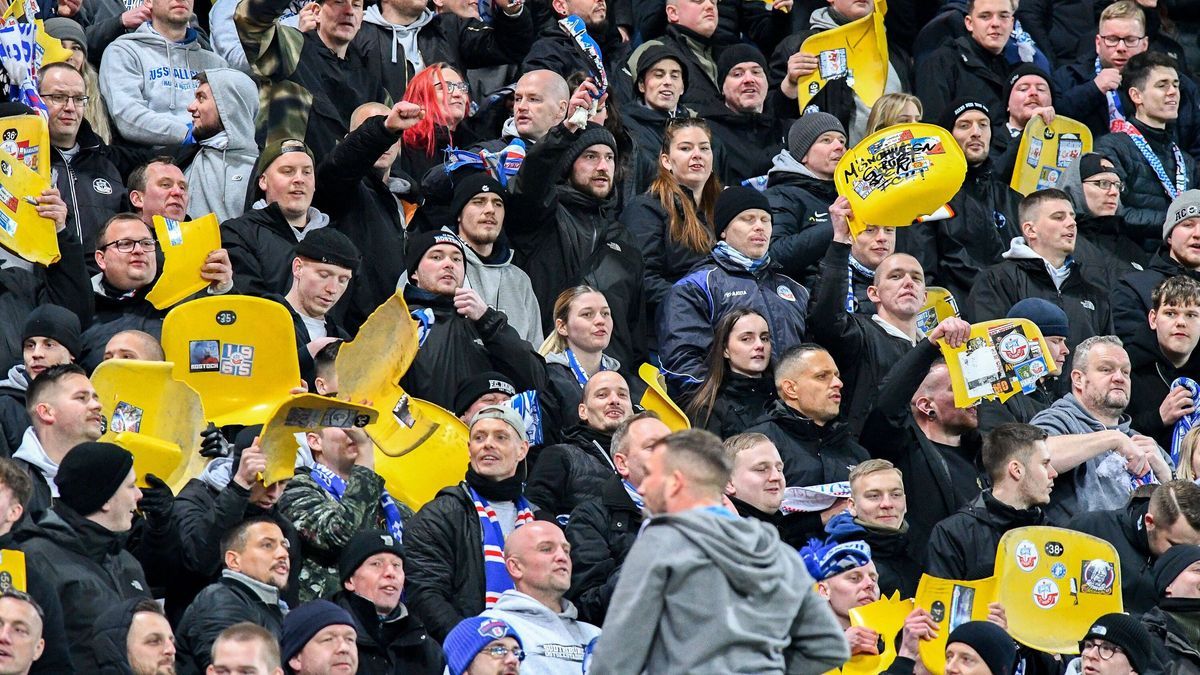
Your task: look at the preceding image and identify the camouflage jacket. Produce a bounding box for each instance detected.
[278,465,412,602]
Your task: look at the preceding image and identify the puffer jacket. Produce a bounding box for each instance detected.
[526,424,617,521]
[703,103,788,186]
[747,400,869,488]
[657,251,809,397]
[926,491,1051,581]
[1142,604,1200,674]
[564,475,642,625]
[694,371,777,439]
[764,150,838,280]
[331,590,445,675]
[1096,118,1198,247]
[220,201,334,301]
[175,571,287,675]
[93,597,150,675]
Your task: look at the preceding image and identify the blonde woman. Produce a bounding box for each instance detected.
[864,93,923,136]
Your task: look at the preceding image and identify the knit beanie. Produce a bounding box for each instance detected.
[44,17,86,55]
[453,371,517,416]
[787,112,845,163]
[558,124,618,180]
[1075,153,1112,182]
[939,98,991,131]
[946,622,1017,675]
[1164,189,1200,240]
[1006,298,1069,338]
[635,44,689,92]
[1005,63,1055,103]
[338,529,404,583]
[799,538,872,582]
[22,304,81,358]
[1079,613,1155,673]
[443,617,523,675]
[293,228,361,273]
[55,442,135,516]
[713,186,771,237]
[716,43,767,86]
[279,600,355,665]
[450,173,507,219]
[1154,543,1200,597]
[404,230,466,280]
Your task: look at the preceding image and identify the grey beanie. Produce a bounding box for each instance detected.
[788,112,846,163]
[1164,189,1200,240]
[44,18,86,55]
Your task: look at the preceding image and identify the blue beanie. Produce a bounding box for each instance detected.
[1006,298,1069,338]
[279,600,355,666]
[443,617,523,675]
[799,535,872,582]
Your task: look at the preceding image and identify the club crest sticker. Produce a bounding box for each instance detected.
[219,343,254,377]
[110,401,144,433]
[776,285,796,302]
[1080,559,1115,595]
[1015,539,1039,572]
[1032,578,1059,609]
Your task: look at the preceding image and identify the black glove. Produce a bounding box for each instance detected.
[200,423,232,459]
[138,474,175,525]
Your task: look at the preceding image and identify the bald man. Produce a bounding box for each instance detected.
[811,196,926,436]
[312,100,424,334]
[102,330,165,362]
[510,70,570,145]
[481,521,601,674]
[526,371,634,521]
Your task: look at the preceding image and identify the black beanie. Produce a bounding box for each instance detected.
[1079,613,1155,673]
[22,304,82,358]
[946,622,1017,675]
[450,173,507,220]
[452,371,517,416]
[279,600,355,665]
[1005,63,1056,103]
[404,230,466,281]
[1154,543,1200,597]
[939,97,991,131]
[558,124,618,179]
[55,442,135,516]
[713,186,771,237]
[338,529,405,582]
[636,44,689,92]
[293,228,361,273]
[717,43,767,86]
[1076,153,1112,182]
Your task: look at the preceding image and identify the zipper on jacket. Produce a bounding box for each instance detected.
[54,147,83,244]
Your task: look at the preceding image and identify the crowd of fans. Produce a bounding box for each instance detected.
[2,0,1200,672]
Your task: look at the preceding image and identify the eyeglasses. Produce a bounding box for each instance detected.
[1081,639,1123,660]
[1083,178,1124,192]
[482,645,525,661]
[41,94,89,107]
[99,238,157,253]
[441,81,469,93]
[1098,34,1147,48]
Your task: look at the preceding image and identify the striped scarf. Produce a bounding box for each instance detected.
[1170,377,1200,468]
[468,485,534,607]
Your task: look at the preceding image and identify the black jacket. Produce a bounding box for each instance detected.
[695,372,777,439]
[522,19,627,82]
[619,104,684,197]
[400,286,546,411]
[1014,0,1096,68]
[79,275,173,372]
[526,424,617,520]
[331,591,445,675]
[927,491,1051,581]
[977,377,1058,435]
[623,26,725,111]
[1142,604,1200,674]
[1096,119,1198,247]
[961,160,1022,241]
[221,203,315,301]
[312,115,409,335]
[0,532,74,674]
[168,474,302,623]
[747,400,868,490]
[538,358,647,445]
[0,229,92,373]
[1128,349,1180,450]
[729,495,811,549]
[506,124,648,370]
[1114,249,1200,373]
[764,168,837,281]
[895,189,1005,305]
[914,36,1014,128]
[51,121,126,249]
[633,0,791,56]
[564,475,641,625]
[856,521,922,599]
[860,340,986,551]
[93,597,151,675]
[965,249,1113,353]
[17,504,151,673]
[703,104,788,185]
[1068,495,1158,616]
[176,572,286,675]
[810,241,919,437]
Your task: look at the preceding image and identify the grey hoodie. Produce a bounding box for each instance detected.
[186,68,260,222]
[362,5,433,73]
[768,147,818,178]
[1001,235,1074,289]
[481,590,601,675]
[13,427,59,497]
[589,507,849,674]
[0,364,29,394]
[441,226,543,346]
[99,23,230,146]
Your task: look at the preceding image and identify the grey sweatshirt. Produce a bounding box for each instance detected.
[481,591,601,675]
[99,23,230,146]
[442,227,543,346]
[588,507,849,674]
[185,68,260,222]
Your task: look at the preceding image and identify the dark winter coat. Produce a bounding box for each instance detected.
[221,202,314,301]
[961,159,1022,240]
[0,531,74,674]
[926,491,1051,580]
[618,26,725,111]
[703,104,788,185]
[175,572,286,675]
[764,166,837,280]
[522,19,627,82]
[694,372,777,439]
[331,590,446,675]
[1142,604,1200,674]
[564,475,642,625]
[525,424,617,522]
[895,189,1006,305]
[1014,0,1096,68]
[1113,249,1200,373]
[1068,495,1158,616]
[914,36,1015,129]
[1096,119,1198,247]
[977,378,1058,434]
[51,121,126,249]
[0,229,92,373]
[747,400,868,490]
[633,0,791,56]
[729,495,812,550]
[93,597,152,675]
[856,521,922,599]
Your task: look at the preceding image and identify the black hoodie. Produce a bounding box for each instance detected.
[926,490,1050,580]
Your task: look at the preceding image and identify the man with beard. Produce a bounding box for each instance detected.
[992,65,1056,161]
[526,371,633,522]
[524,0,626,78]
[94,599,178,675]
[179,69,260,223]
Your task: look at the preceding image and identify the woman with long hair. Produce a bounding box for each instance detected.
[621,117,720,349]
[686,308,775,438]
[864,92,923,136]
[400,63,473,181]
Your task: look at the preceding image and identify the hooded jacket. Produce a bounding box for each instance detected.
[13,426,58,523]
[184,68,259,222]
[619,26,723,111]
[17,504,151,673]
[1057,151,1147,290]
[1030,393,1166,522]
[914,35,1014,128]
[99,23,230,146]
[1067,495,1159,616]
[927,490,1051,580]
[1113,248,1200,374]
[220,200,332,301]
[331,590,445,675]
[175,570,287,674]
[50,120,126,249]
[703,102,788,186]
[0,530,74,674]
[0,364,30,456]
[1142,603,1200,674]
[564,475,642,625]
[526,424,617,521]
[965,237,1112,352]
[587,507,849,674]
[895,188,1006,304]
[481,591,601,675]
[93,597,150,675]
[1096,118,1198,244]
[442,226,543,347]
[764,150,838,280]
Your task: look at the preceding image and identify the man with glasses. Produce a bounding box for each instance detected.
[442,616,525,675]
[1068,613,1156,675]
[79,211,234,369]
[1058,153,1147,293]
[40,62,125,250]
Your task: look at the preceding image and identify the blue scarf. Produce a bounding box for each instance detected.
[713,241,771,274]
[1170,377,1200,468]
[622,479,644,511]
[310,463,406,540]
[565,348,606,388]
[846,254,875,313]
[1112,118,1188,199]
[467,485,534,607]
[1095,57,1126,127]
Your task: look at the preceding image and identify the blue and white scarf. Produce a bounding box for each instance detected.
[713,241,771,274]
[1096,57,1126,128]
[311,463,406,540]
[846,255,875,313]
[1170,377,1200,468]
[468,485,534,607]
[565,348,606,387]
[622,479,644,512]
[443,139,526,188]
[1112,118,1188,199]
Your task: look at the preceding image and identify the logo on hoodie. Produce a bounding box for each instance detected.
[777,285,796,302]
[92,178,112,195]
